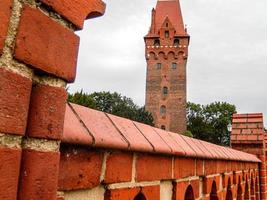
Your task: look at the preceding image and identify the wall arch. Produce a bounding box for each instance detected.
[148,52,156,60]
[184,185,194,200]
[226,178,233,200]
[167,51,175,59]
[210,181,219,200]
[158,51,166,59]
[134,193,146,200]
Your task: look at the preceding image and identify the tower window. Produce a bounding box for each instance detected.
[163,87,168,95]
[154,39,160,47]
[156,63,161,70]
[174,38,180,46]
[161,125,166,130]
[165,31,169,38]
[166,23,168,27]
[160,105,166,115]
[172,63,177,69]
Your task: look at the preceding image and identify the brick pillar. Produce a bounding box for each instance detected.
[0,0,105,199]
[259,155,267,200]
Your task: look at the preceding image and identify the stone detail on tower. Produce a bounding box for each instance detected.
[144,0,190,134]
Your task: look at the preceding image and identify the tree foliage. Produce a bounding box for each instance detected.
[68,90,154,126]
[187,102,236,146]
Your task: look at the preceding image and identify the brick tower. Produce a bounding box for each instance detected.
[144,0,190,133]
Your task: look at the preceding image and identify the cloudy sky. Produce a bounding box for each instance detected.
[70,0,267,124]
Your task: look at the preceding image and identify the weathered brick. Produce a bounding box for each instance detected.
[0,147,21,200]
[18,149,60,200]
[0,0,12,54]
[26,84,67,140]
[58,146,104,190]
[174,157,195,178]
[104,152,133,184]
[40,0,106,29]
[0,67,32,135]
[173,181,199,200]
[15,6,80,82]
[105,186,160,200]
[136,155,172,182]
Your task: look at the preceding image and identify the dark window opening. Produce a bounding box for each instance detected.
[174,38,180,46]
[172,63,177,69]
[163,87,168,95]
[154,39,160,46]
[161,125,166,130]
[165,31,169,38]
[156,63,161,70]
[166,23,168,27]
[160,105,166,115]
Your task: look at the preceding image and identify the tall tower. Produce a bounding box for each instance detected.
[144,0,189,134]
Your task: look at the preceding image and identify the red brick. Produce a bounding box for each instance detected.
[40,0,106,29]
[104,152,133,184]
[203,176,220,194]
[58,146,103,190]
[0,0,12,54]
[0,147,21,200]
[174,157,195,178]
[0,68,32,135]
[136,155,172,181]
[105,186,160,200]
[26,84,67,140]
[204,160,217,175]
[18,149,60,200]
[15,6,80,83]
[196,159,204,176]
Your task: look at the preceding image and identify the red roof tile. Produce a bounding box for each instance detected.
[63,103,260,163]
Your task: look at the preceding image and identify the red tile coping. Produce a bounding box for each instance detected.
[63,103,260,163]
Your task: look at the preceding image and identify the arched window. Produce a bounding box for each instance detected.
[134,193,146,200]
[156,63,161,70]
[165,31,169,38]
[210,181,218,200]
[166,22,169,27]
[184,185,194,200]
[172,63,177,69]
[160,105,166,115]
[174,38,180,46]
[163,87,168,95]
[154,39,160,47]
[161,125,166,130]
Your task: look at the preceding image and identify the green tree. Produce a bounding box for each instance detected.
[68,90,154,126]
[187,102,236,146]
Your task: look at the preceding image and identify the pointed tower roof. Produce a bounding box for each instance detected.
[155,0,187,35]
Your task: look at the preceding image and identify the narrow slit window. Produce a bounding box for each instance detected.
[163,87,168,95]
[160,105,166,115]
[172,63,177,69]
[165,31,169,38]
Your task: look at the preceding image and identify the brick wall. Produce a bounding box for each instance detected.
[0,0,105,199]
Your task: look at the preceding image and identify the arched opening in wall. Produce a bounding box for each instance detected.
[134,193,146,200]
[244,181,250,200]
[165,31,169,38]
[210,181,219,200]
[163,87,168,95]
[184,185,194,200]
[160,105,166,115]
[237,183,243,200]
[174,38,180,46]
[161,125,166,130]
[251,176,255,200]
[226,178,233,200]
[255,177,259,200]
[154,39,160,47]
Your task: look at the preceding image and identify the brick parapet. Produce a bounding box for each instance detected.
[58,145,260,200]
